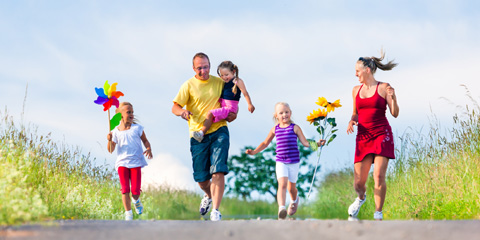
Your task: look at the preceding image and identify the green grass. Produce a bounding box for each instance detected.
[306,103,480,220]
[4,95,480,224]
[0,111,280,225]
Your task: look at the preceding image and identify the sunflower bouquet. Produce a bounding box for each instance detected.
[306,97,342,197]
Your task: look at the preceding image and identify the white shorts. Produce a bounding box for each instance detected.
[275,162,300,183]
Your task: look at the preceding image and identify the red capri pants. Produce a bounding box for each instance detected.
[118,167,142,195]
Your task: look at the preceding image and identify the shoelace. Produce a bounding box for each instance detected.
[352,199,362,208]
[201,198,210,208]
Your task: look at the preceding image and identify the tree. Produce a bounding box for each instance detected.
[226,141,318,200]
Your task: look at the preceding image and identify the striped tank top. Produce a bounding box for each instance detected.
[275,123,300,164]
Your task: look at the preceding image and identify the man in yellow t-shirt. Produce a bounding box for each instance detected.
[172,52,236,222]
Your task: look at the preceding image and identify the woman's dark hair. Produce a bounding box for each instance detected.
[217,61,240,94]
[358,49,398,74]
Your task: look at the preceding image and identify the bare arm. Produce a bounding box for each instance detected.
[384,83,399,118]
[245,126,275,155]
[294,125,310,148]
[235,78,255,113]
[140,131,153,159]
[172,102,192,121]
[107,132,117,153]
[347,86,359,135]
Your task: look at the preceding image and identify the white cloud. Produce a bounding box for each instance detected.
[1,1,480,199]
[141,153,198,191]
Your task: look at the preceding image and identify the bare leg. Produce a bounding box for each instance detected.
[353,154,374,200]
[373,156,389,212]
[122,193,132,211]
[287,181,298,201]
[201,112,214,134]
[210,173,225,210]
[277,177,288,207]
[132,195,140,201]
[198,180,212,199]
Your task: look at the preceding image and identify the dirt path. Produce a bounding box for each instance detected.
[1,219,479,240]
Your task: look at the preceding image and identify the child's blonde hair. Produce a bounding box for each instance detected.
[273,102,294,124]
[116,102,138,124]
[217,61,239,95]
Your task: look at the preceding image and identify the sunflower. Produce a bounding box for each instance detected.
[306,108,328,124]
[326,99,342,112]
[315,97,328,107]
[316,97,342,112]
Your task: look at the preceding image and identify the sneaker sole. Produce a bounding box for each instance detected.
[278,209,287,219]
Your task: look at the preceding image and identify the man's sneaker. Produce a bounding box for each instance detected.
[134,199,143,215]
[199,194,212,216]
[348,194,366,218]
[374,211,383,220]
[192,131,204,142]
[210,209,222,221]
[288,198,299,216]
[125,211,133,221]
[278,207,287,220]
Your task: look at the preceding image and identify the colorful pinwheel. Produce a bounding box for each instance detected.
[94,80,124,132]
[94,81,124,111]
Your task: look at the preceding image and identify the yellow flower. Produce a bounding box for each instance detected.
[315,97,328,107]
[307,108,328,124]
[316,97,342,112]
[326,99,342,112]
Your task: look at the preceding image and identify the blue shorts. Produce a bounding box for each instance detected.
[190,126,230,182]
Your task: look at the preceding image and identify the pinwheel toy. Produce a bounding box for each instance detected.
[94,80,124,131]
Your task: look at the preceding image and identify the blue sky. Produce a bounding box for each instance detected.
[1,0,480,197]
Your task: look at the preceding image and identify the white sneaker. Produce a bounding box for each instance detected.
[193,131,204,142]
[374,211,383,220]
[199,194,212,216]
[348,194,366,218]
[278,207,287,220]
[210,209,222,221]
[125,211,133,221]
[134,199,143,215]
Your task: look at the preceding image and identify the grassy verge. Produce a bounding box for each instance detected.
[0,111,280,225]
[306,103,480,220]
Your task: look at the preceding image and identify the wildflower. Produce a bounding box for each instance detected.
[306,96,342,198]
[316,97,342,112]
[307,109,328,124]
[315,97,328,107]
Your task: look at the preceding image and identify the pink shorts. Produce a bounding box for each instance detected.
[210,98,239,123]
[118,166,142,195]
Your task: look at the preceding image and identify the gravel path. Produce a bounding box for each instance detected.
[1,219,479,240]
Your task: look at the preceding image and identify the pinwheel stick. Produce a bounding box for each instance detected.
[108,109,112,151]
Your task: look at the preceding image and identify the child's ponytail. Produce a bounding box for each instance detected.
[232,64,239,95]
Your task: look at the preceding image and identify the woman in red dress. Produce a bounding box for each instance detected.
[346,50,399,220]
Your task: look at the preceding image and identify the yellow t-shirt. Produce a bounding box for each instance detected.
[173,75,227,135]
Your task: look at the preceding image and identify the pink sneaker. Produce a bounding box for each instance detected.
[288,199,299,216]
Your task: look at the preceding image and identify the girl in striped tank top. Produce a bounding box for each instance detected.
[246,102,324,219]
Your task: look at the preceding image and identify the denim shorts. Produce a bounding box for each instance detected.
[190,126,230,182]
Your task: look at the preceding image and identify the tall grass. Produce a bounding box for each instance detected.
[307,96,480,220]
[0,110,279,225]
[9,93,479,223]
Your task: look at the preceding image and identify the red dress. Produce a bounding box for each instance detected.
[355,83,395,163]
